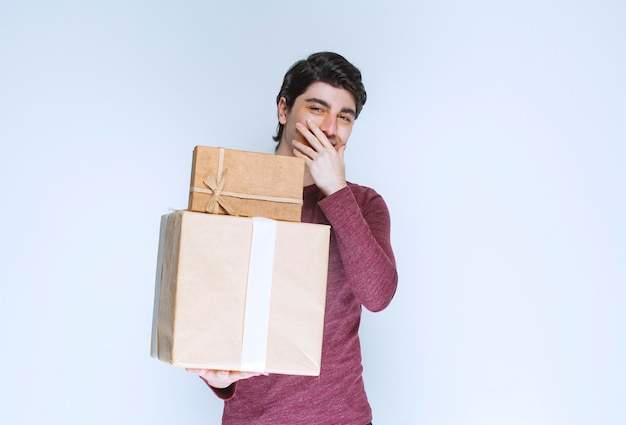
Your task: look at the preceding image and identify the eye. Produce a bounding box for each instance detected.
[339,114,353,123]
[310,106,323,113]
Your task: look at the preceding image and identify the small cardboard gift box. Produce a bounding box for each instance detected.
[188,146,305,222]
[150,210,330,376]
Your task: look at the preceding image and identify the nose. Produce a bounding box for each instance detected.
[319,115,337,137]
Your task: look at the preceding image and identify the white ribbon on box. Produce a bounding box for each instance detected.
[240,217,277,372]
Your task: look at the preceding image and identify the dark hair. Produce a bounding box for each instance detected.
[273,51,367,143]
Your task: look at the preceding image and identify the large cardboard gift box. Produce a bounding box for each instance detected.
[188,146,305,222]
[151,210,330,376]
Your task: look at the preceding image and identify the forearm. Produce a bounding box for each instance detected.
[319,186,398,312]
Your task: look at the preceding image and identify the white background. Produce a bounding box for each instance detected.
[1,1,624,424]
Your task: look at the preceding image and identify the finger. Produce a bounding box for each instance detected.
[296,122,324,151]
[338,144,346,160]
[186,368,210,374]
[292,140,317,160]
[305,119,333,149]
[293,149,315,172]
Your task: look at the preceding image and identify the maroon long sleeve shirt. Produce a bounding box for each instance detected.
[211,183,398,425]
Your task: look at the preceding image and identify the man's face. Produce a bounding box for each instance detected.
[277,82,356,154]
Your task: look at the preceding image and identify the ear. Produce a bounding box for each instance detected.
[277,97,288,125]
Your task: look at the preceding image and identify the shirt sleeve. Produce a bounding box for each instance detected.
[318,185,398,312]
[201,376,237,400]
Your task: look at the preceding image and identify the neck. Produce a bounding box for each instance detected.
[303,169,315,187]
[275,140,290,157]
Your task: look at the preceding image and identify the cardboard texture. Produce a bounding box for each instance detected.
[188,146,305,222]
[151,210,330,376]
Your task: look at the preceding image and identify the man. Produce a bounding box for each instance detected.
[188,51,398,425]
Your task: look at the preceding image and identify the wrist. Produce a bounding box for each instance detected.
[320,181,347,197]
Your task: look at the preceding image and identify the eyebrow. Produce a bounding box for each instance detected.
[305,97,356,117]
